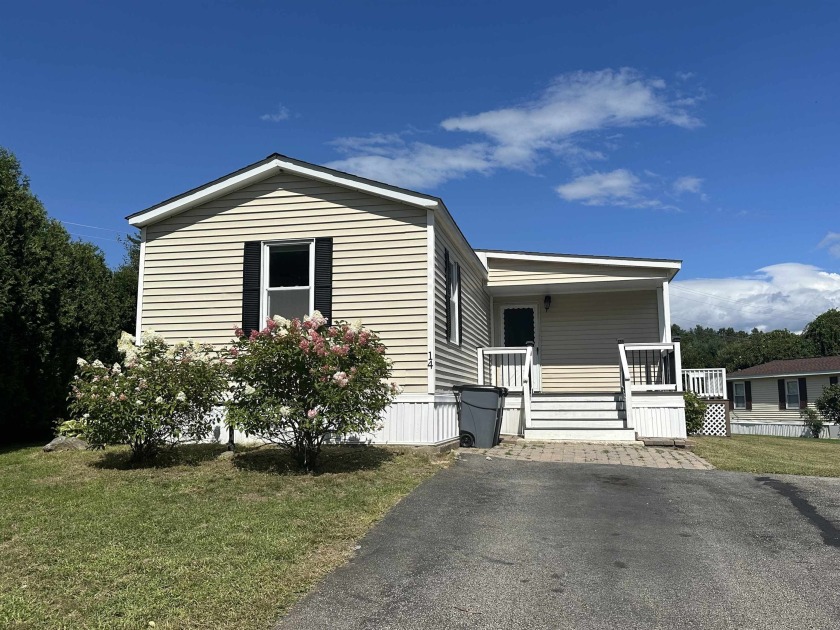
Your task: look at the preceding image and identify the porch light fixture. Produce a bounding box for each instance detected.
[544,295,551,312]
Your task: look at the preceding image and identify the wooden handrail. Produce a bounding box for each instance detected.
[478,346,534,428]
[618,341,683,393]
[523,345,533,428]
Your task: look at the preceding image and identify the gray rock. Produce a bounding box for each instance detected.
[217,450,235,460]
[43,436,88,452]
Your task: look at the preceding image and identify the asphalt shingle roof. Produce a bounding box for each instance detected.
[728,356,840,378]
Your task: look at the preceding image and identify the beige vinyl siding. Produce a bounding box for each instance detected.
[495,290,660,393]
[730,375,838,422]
[141,172,429,392]
[487,258,668,287]
[433,228,491,391]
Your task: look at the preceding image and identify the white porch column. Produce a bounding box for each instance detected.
[657,281,672,343]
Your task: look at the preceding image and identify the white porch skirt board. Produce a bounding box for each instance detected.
[631,392,687,439]
[212,394,460,447]
[501,394,525,436]
[731,421,839,439]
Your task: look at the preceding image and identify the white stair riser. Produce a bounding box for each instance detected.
[531,396,621,403]
[531,401,622,411]
[524,428,637,441]
[529,419,626,429]
[530,410,623,421]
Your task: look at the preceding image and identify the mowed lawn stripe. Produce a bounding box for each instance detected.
[693,434,840,477]
[0,445,449,629]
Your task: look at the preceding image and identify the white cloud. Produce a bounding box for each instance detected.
[327,139,494,189]
[554,169,680,210]
[672,175,708,202]
[673,176,703,195]
[556,169,640,204]
[442,68,700,169]
[818,232,840,258]
[671,263,840,331]
[327,68,701,189]
[260,104,291,122]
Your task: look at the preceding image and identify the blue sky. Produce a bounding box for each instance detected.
[2,1,839,331]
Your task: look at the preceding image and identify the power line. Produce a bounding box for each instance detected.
[59,220,124,233]
[68,231,121,243]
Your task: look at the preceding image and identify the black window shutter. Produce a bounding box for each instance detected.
[798,377,808,409]
[726,381,733,402]
[314,238,333,323]
[241,241,262,334]
[830,376,838,386]
[777,379,786,410]
[457,264,463,346]
[745,381,752,410]
[444,248,451,341]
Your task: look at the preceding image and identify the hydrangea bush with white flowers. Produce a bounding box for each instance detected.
[226,312,397,471]
[64,331,229,462]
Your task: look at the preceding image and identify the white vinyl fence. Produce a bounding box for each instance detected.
[730,421,839,439]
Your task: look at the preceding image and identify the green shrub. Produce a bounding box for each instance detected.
[816,384,840,427]
[683,391,706,435]
[226,313,397,471]
[800,407,824,439]
[64,331,229,462]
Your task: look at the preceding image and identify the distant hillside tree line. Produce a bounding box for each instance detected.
[0,148,138,445]
[674,308,840,372]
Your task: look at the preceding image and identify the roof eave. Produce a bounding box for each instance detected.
[477,249,683,274]
[127,153,441,228]
[728,369,840,380]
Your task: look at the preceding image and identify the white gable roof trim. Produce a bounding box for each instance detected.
[477,249,682,273]
[127,154,441,228]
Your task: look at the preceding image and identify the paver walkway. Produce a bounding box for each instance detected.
[465,439,713,469]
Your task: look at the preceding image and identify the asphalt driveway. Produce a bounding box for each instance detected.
[277,455,840,630]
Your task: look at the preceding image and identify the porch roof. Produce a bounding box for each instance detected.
[476,249,681,296]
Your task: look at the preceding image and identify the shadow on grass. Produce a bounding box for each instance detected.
[0,442,44,456]
[233,444,396,476]
[91,443,227,470]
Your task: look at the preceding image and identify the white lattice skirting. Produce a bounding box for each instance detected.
[697,401,728,437]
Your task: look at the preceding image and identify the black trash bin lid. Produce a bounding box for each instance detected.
[452,384,508,396]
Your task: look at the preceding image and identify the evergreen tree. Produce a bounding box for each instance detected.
[0,148,120,444]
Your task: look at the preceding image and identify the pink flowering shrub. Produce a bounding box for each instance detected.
[226,312,397,470]
[63,331,229,462]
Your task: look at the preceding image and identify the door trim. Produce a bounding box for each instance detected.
[498,303,541,391]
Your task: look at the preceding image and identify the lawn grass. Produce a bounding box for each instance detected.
[0,443,450,629]
[693,434,840,477]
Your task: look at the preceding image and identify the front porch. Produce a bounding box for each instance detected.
[474,250,686,441]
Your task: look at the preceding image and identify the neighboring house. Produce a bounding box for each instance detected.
[127,153,687,446]
[727,357,840,438]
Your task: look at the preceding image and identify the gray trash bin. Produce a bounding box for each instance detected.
[453,385,508,448]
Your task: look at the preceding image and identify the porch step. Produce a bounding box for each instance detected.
[529,418,626,429]
[531,401,623,412]
[531,393,622,403]
[524,427,637,441]
[531,402,624,419]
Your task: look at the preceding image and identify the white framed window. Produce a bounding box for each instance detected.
[262,240,314,322]
[447,259,460,344]
[785,379,800,409]
[733,382,746,410]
